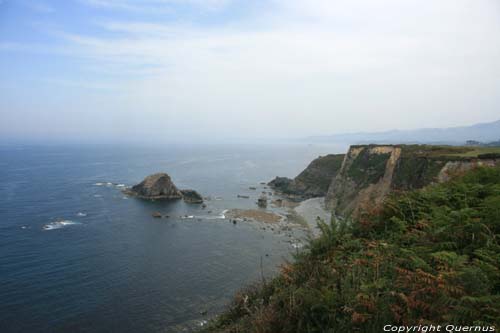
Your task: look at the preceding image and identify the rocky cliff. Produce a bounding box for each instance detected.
[269,154,344,200]
[325,144,500,217]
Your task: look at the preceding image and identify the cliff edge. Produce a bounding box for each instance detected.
[325,145,500,217]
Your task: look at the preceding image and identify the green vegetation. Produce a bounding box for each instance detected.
[294,154,344,195]
[346,144,500,190]
[269,154,344,198]
[348,148,390,188]
[393,145,500,189]
[392,157,446,190]
[442,147,500,158]
[397,144,500,160]
[202,166,500,332]
[349,144,500,160]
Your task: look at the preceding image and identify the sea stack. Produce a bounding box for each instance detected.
[126,173,183,200]
[126,173,204,204]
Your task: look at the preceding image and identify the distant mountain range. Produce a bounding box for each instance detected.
[306,119,500,145]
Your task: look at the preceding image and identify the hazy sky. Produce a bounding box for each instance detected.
[1,0,499,143]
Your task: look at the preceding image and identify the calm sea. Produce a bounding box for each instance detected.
[0,143,344,333]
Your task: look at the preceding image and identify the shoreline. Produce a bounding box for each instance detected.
[292,197,331,238]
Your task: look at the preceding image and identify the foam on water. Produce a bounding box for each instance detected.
[76,212,87,217]
[43,220,80,231]
[192,209,228,220]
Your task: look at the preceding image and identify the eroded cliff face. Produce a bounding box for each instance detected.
[325,145,401,217]
[325,145,499,217]
[437,159,499,182]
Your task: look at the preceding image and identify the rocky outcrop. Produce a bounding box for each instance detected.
[125,173,182,200]
[325,145,500,217]
[437,159,499,183]
[257,195,268,208]
[269,154,344,200]
[180,189,203,204]
[126,173,203,203]
[268,177,293,192]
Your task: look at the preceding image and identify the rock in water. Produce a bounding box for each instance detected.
[126,173,182,200]
[257,195,268,208]
[180,189,204,204]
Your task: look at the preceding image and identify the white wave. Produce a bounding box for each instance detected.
[106,182,113,186]
[194,209,229,220]
[43,220,80,231]
[181,215,195,219]
[94,194,102,198]
[77,212,87,217]
[94,182,104,186]
[116,184,126,188]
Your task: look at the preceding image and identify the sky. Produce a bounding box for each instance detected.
[1,0,499,143]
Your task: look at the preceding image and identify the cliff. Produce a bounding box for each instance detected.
[268,154,344,199]
[325,144,500,217]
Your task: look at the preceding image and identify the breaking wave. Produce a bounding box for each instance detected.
[43,220,80,231]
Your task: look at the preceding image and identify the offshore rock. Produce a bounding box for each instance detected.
[125,173,182,200]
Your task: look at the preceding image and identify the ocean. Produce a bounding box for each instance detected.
[0,143,344,333]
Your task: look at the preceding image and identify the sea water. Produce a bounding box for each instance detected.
[0,143,344,332]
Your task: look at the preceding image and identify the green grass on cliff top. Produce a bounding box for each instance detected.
[352,144,500,159]
[441,146,500,157]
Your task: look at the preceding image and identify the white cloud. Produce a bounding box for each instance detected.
[3,0,500,141]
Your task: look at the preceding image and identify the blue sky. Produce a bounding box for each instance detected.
[1,0,500,143]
